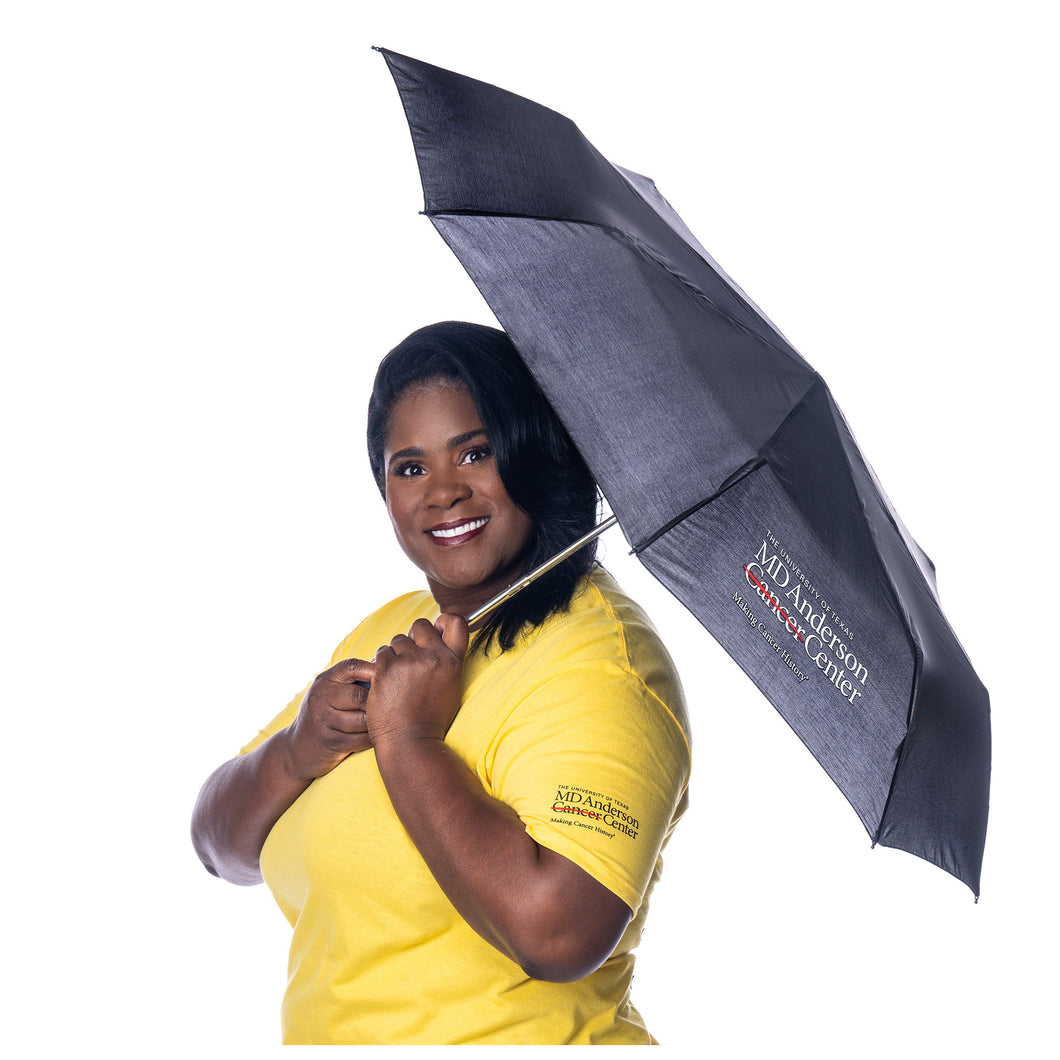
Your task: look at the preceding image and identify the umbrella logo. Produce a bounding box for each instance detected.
[741,533,871,707]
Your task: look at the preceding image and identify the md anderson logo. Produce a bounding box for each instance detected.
[551,785,640,839]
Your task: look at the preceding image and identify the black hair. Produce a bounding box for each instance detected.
[367,321,599,652]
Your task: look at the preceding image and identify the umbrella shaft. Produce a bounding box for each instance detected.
[467,514,619,625]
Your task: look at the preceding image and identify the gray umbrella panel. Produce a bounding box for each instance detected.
[380,48,990,896]
[432,214,817,546]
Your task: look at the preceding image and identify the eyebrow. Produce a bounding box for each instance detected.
[387,428,489,470]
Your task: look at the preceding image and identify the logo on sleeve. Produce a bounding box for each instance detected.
[550,785,640,839]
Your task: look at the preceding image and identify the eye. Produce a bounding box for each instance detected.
[460,445,493,466]
[393,461,427,478]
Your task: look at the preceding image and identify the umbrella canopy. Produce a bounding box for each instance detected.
[378,48,990,897]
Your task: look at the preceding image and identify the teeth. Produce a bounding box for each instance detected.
[430,518,487,539]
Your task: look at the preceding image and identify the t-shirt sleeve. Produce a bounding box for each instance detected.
[236,593,436,758]
[486,663,690,915]
[238,684,308,756]
[236,630,360,756]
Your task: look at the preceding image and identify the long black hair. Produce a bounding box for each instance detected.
[367,321,599,652]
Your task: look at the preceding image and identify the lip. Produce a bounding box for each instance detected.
[425,516,490,545]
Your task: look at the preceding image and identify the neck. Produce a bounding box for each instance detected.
[428,581,504,623]
[427,561,528,623]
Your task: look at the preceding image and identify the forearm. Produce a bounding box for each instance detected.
[191,730,309,886]
[374,735,629,981]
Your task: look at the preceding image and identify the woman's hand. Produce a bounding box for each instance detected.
[365,614,470,750]
[281,659,375,782]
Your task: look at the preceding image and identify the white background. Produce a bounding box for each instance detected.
[3,2,1056,1055]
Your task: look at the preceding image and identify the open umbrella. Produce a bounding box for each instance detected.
[378,48,990,897]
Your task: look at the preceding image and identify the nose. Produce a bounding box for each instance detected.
[426,466,472,509]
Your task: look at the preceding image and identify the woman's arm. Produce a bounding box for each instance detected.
[375,736,633,982]
[191,733,311,885]
[191,660,372,885]
[361,615,633,982]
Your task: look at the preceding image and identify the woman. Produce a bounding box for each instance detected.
[192,321,691,1045]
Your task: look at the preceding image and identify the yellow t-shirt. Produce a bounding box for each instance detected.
[241,569,691,1045]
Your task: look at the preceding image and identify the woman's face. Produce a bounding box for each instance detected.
[383,380,534,617]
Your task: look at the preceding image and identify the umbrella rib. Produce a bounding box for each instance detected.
[631,457,768,554]
[424,209,803,365]
[632,374,824,553]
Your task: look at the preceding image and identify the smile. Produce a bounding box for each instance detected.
[428,517,489,540]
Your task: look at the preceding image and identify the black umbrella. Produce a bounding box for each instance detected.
[378,48,990,897]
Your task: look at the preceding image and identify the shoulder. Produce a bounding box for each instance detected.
[329,589,438,665]
[505,569,691,745]
[481,571,691,912]
[238,589,438,757]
